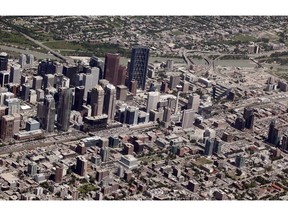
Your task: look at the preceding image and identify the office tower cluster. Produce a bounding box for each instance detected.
[0,45,151,143]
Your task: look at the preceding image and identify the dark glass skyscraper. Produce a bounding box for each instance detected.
[104,53,120,86]
[57,87,73,131]
[267,119,280,146]
[43,94,56,132]
[0,52,8,71]
[128,46,149,90]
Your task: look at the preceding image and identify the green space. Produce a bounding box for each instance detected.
[171,30,184,36]
[43,40,131,57]
[78,183,97,194]
[193,157,212,167]
[231,34,257,43]
[43,40,83,50]
[0,30,36,48]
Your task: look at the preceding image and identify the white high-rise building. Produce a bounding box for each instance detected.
[146,91,160,112]
[187,93,200,112]
[19,54,27,68]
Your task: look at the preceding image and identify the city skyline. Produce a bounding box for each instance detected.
[0,15,288,202]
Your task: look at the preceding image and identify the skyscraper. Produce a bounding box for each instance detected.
[104,53,120,86]
[0,115,15,142]
[10,64,21,84]
[0,71,10,87]
[128,46,150,90]
[243,107,254,129]
[32,76,43,90]
[100,147,110,163]
[181,109,195,129]
[146,91,160,112]
[281,133,288,151]
[235,155,245,168]
[117,65,127,85]
[125,106,139,125]
[82,68,99,99]
[21,83,30,101]
[204,138,214,156]
[0,52,8,71]
[5,98,20,115]
[89,56,104,79]
[55,164,64,183]
[57,87,73,131]
[43,74,55,89]
[267,119,280,146]
[90,85,104,116]
[43,95,56,132]
[19,54,27,68]
[103,84,116,122]
[75,156,88,176]
[74,86,85,111]
[187,94,200,112]
[27,162,38,177]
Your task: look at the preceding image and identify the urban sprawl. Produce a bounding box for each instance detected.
[0,16,288,200]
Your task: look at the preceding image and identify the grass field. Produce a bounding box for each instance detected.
[0,30,36,48]
[231,34,257,43]
[43,40,131,57]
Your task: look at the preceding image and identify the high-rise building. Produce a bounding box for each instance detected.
[213,139,222,155]
[74,86,85,111]
[116,85,128,101]
[129,79,137,95]
[0,71,10,87]
[82,68,99,99]
[100,147,110,163]
[235,155,245,168]
[38,59,57,76]
[243,107,254,129]
[19,54,27,68]
[10,64,21,84]
[57,87,73,131]
[42,95,56,132]
[181,109,195,129]
[89,56,104,79]
[163,107,171,123]
[166,59,174,71]
[21,83,31,101]
[267,119,280,146]
[204,138,214,156]
[234,116,245,130]
[125,106,139,125]
[128,46,150,90]
[104,53,120,86]
[27,54,34,65]
[187,94,200,112]
[90,85,104,116]
[281,133,288,151]
[0,52,8,71]
[55,164,64,183]
[117,65,127,85]
[109,136,119,148]
[146,91,160,112]
[5,98,20,115]
[75,156,88,176]
[32,76,43,90]
[1,115,15,142]
[103,84,116,122]
[43,74,55,89]
[169,74,181,89]
[62,65,78,86]
[27,162,38,177]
